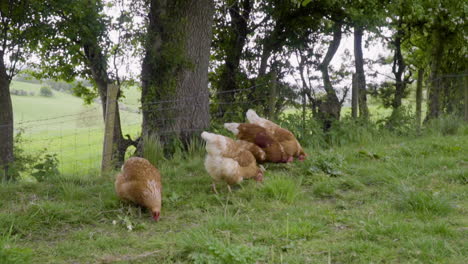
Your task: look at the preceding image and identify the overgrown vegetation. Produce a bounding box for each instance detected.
[0,120,466,263]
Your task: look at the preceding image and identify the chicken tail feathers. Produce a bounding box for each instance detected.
[224,123,240,135]
[246,109,261,123]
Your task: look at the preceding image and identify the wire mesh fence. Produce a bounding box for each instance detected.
[9,81,289,178]
[6,73,467,179]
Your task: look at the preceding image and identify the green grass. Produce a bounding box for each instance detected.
[0,131,466,263]
[11,81,142,176]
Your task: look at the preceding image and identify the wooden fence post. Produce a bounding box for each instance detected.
[101,84,119,176]
[351,73,359,119]
[416,69,424,132]
[464,73,468,122]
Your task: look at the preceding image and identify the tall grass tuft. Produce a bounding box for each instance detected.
[0,225,32,263]
[179,228,266,264]
[262,175,302,204]
[425,114,463,136]
[185,136,206,159]
[327,118,381,147]
[141,133,166,167]
[394,189,452,216]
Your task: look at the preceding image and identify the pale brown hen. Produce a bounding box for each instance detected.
[201,131,263,193]
[115,157,162,221]
[246,109,306,161]
[224,122,289,163]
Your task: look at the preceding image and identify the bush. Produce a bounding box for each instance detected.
[379,106,417,136]
[327,118,381,147]
[10,89,28,96]
[7,130,60,182]
[39,86,53,97]
[277,111,326,149]
[425,114,463,136]
[31,154,60,182]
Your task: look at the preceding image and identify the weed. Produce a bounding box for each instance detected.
[394,189,452,216]
[141,133,166,166]
[0,226,32,264]
[262,175,302,204]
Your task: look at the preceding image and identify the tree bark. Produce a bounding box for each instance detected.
[0,55,13,180]
[353,26,368,119]
[216,0,251,117]
[390,27,407,114]
[416,69,424,131]
[317,21,342,129]
[426,27,444,121]
[141,0,214,145]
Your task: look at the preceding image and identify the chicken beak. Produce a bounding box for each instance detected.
[152,211,160,222]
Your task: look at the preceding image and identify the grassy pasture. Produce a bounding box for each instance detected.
[2,81,466,263]
[10,81,141,175]
[0,132,467,263]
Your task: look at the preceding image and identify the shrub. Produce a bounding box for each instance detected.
[379,106,417,136]
[327,118,380,147]
[31,154,60,182]
[7,130,60,182]
[277,111,326,149]
[39,86,53,97]
[425,114,463,136]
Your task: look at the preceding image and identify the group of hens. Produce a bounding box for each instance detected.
[115,109,306,221]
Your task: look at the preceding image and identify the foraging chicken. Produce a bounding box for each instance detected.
[115,157,162,221]
[224,122,289,163]
[246,109,306,161]
[201,131,264,193]
[235,139,266,163]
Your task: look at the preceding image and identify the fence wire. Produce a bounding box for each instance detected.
[6,82,284,177]
[5,73,466,178]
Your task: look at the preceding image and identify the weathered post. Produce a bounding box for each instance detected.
[351,73,358,119]
[464,72,468,122]
[268,76,277,121]
[416,69,424,132]
[101,83,119,176]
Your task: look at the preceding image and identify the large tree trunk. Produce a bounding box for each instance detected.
[353,25,368,119]
[83,41,131,166]
[216,0,251,117]
[141,0,214,146]
[0,56,13,180]
[426,27,444,121]
[318,21,342,129]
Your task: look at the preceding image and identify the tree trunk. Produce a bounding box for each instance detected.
[318,21,342,129]
[141,0,214,146]
[216,0,251,117]
[353,26,368,119]
[416,69,424,131]
[0,56,13,180]
[351,73,358,119]
[390,27,406,117]
[426,27,444,121]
